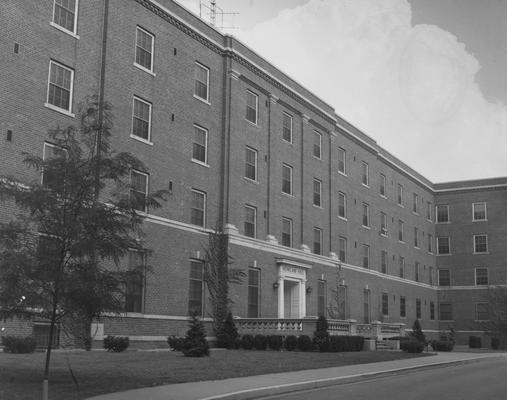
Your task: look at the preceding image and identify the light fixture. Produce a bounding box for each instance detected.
[306,286,313,294]
[273,282,279,289]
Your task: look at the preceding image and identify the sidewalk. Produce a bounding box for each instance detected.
[87,352,507,400]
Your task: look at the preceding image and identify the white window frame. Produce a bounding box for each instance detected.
[282,112,293,143]
[414,227,419,248]
[428,233,433,254]
[473,234,488,254]
[245,146,258,182]
[475,302,490,321]
[247,267,261,318]
[362,203,370,228]
[244,205,257,238]
[427,201,432,221]
[190,189,206,228]
[380,212,388,236]
[338,236,347,262]
[361,244,370,269]
[194,61,210,103]
[45,60,75,116]
[313,130,322,159]
[436,204,450,224]
[313,227,322,255]
[191,124,208,165]
[397,184,404,207]
[475,267,489,286]
[281,217,293,247]
[282,163,293,195]
[131,96,153,144]
[246,90,258,125]
[379,173,386,197]
[338,191,347,220]
[51,0,79,38]
[313,178,322,207]
[473,202,487,221]
[437,236,451,255]
[130,169,149,213]
[398,220,404,242]
[361,161,369,187]
[413,193,418,214]
[134,26,155,75]
[337,147,346,175]
[438,269,451,286]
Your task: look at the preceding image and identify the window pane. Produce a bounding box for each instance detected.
[191,190,205,227]
[188,261,203,315]
[439,269,450,286]
[194,63,209,100]
[192,126,207,163]
[313,131,321,158]
[246,91,257,123]
[245,148,257,180]
[338,192,346,218]
[313,179,321,206]
[132,98,151,140]
[282,164,292,194]
[282,218,292,247]
[282,113,292,142]
[436,205,449,223]
[338,148,346,173]
[248,268,260,318]
[48,62,72,111]
[54,0,76,32]
[135,28,153,70]
[130,171,147,212]
[244,206,256,238]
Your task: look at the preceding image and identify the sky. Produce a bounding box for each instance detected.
[180,0,507,183]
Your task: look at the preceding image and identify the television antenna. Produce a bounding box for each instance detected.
[199,0,239,31]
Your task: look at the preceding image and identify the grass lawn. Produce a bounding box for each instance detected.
[0,349,432,400]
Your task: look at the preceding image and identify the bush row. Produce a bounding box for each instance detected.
[103,335,130,352]
[1,336,37,353]
[237,334,364,352]
[468,336,482,349]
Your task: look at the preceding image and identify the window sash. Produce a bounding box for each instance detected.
[313,131,321,158]
[397,184,403,205]
[381,250,387,274]
[400,296,406,318]
[475,268,489,285]
[398,220,404,242]
[244,206,256,238]
[281,218,292,247]
[245,147,257,181]
[382,293,389,316]
[53,0,77,33]
[125,250,145,313]
[317,280,326,317]
[380,212,387,233]
[48,61,73,111]
[194,63,209,101]
[338,192,346,218]
[337,148,346,173]
[361,162,369,186]
[135,27,154,71]
[188,260,204,316]
[437,237,450,254]
[362,203,369,227]
[474,235,488,253]
[192,125,208,163]
[313,179,322,206]
[282,113,292,142]
[247,268,260,318]
[476,303,489,321]
[439,269,451,286]
[132,97,151,140]
[439,304,453,321]
[362,245,369,268]
[130,170,148,212]
[380,174,386,196]
[416,299,421,319]
[246,91,258,124]
[313,228,322,255]
[436,205,449,223]
[282,164,292,194]
[399,257,405,278]
[430,302,435,320]
[473,203,487,221]
[190,190,206,227]
[338,237,347,262]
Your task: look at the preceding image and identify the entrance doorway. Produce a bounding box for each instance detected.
[283,280,300,318]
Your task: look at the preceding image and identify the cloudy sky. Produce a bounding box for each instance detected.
[180,0,507,183]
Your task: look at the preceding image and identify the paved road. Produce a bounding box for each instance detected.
[258,357,507,400]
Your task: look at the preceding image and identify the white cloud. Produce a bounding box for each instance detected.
[236,0,507,182]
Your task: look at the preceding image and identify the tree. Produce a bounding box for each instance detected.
[0,96,166,397]
[327,268,347,320]
[410,319,426,344]
[182,312,209,357]
[479,286,507,348]
[203,228,244,348]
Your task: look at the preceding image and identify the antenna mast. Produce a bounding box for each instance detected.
[199,0,238,31]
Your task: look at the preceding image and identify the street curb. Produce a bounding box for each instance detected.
[198,356,502,400]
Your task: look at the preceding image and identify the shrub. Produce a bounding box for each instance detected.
[167,336,185,351]
[268,335,283,351]
[469,336,482,349]
[103,336,130,352]
[1,336,37,354]
[284,335,298,351]
[216,312,239,349]
[313,315,330,352]
[410,320,426,344]
[253,334,268,350]
[403,339,424,353]
[432,340,454,352]
[327,335,364,352]
[297,335,313,351]
[182,313,209,357]
[240,334,254,350]
[491,337,500,350]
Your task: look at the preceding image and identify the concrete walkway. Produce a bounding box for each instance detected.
[87,352,507,400]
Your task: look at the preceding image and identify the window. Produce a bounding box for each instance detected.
[415,262,420,282]
[135,27,154,73]
[245,147,258,181]
[439,303,453,321]
[130,170,148,212]
[380,173,386,197]
[474,235,488,253]
[476,303,489,321]
[52,0,78,34]
[361,244,370,269]
[188,260,204,315]
[428,234,433,253]
[247,268,260,318]
[436,205,449,223]
[244,205,257,238]
[381,250,388,274]
[281,217,292,247]
[430,302,435,320]
[47,60,74,113]
[317,280,326,317]
[132,96,152,141]
[313,179,322,207]
[42,142,66,188]
[361,161,369,186]
[313,228,322,255]
[473,202,487,221]
[313,131,322,159]
[337,147,346,174]
[190,189,206,227]
[282,164,293,195]
[338,237,347,262]
[282,112,293,143]
[192,125,208,164]
[475,267,489,285]
[399,256,405,278]
[125,250,145,313]
[427,201,432,221]
[380,212,387,235]
[438,269,450,286]
[397,184,404,206]
[400,296,406,318]
[382,293,389,316]
[437,237,450,255]
[413,193,418,213]
[416,299,421,319]
[414,227,419,248]
[398,220,404,242]
[194,62,209,102]
[429,267,434,286]
[362,203,369,227]
[246,90,258,124]
[338,192,346,219]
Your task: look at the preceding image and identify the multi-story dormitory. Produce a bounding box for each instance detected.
[0,0,506,347]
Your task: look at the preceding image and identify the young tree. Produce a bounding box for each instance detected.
[410,319,426,344]
[479,286,507,348]
[182,312,209,357]
[0,96,166,397]
[203,228,244,348]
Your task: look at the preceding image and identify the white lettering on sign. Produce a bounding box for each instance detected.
[281,265,305,276]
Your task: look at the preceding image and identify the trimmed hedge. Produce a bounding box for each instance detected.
[432,340,454,352]
[241,334,254,350]
[167,336,185,351]
[254,334,268,350]
[268,335,283,351]
[1,336,37,353]
[469,336,482,349]
[284,335,298,351]
[297,335,313,351]
[103,336,130,352]
[401,339,424,353]
[491,337,500,350]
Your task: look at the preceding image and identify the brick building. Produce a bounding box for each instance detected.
[0,0,506,345]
